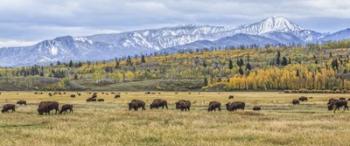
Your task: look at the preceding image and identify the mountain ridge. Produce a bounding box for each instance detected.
[0,16,349,67]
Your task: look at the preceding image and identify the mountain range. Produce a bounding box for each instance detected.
[0,16,349,67]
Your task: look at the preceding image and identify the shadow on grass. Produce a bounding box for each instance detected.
[0,121,48,128]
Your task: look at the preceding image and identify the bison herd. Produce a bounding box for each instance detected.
[1,93,350,115]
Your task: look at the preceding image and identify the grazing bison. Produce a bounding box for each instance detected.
[70,94,76,98]
[339,97,346,100]
[128,99,146,111]
[208,101,221,112]
[97,99,104,102]
[226,102,245,111]
[37,101,59,115]
[17,100,27,105]
[114,95,121,98]
[175,100,191,111]
[328,99,349,113]
[1,104,15,113]
[86,98,97,102]
[60,104,73,114]
[292,99,300,105]
[150,99,168,109]
[228,95,234,99]
[328,98,337,105]
[253,106,261,111]
[91,93,98,98]
[299,96,308,102]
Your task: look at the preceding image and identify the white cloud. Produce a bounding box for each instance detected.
[0,39,37,47]
[0,0,350,47]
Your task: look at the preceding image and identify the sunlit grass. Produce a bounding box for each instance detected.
[0,91,349,146]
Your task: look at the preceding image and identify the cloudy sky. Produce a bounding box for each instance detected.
[0,0,350,47]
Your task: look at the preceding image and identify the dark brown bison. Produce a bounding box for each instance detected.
[2,104,15,113]
[228,95,234,99]
[175,100,191,111]
[91,93,98,98]
[328,99,349,113]
[328,98,337,105]
[114,95,121,98]
[128,99,146,111]
[208,101,221,112]
[97,99,104,102]
[226,102,245,111]
[70,94,76,98]
[59,104,73,114]
[150,99,168,109]
[299,96,308,102]
[86,98,97,102]
[37,101,59,115]
[16,100,27,105]
[253,106,261,111]
[292,99,300,105]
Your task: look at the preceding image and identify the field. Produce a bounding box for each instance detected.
[0,91,350,146]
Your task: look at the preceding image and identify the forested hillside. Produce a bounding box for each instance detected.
[1,40,350,91]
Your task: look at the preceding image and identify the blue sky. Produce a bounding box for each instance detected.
[0,0,350,47]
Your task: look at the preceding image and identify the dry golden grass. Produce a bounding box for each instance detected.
[0,91,350,146]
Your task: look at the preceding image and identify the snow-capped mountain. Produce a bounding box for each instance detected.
[0,16,349,67]
[234,16,303,34]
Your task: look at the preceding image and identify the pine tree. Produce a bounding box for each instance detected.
[229,59,234,69]
[141,55,146,63]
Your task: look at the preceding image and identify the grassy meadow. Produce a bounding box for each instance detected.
[0,91,350,146]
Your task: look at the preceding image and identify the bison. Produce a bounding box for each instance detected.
[299,96,308,102]
[17,100,27,105]
[70,94,76,98]
[37,101,59,115]
[86,97,97,102]
[59,104,73,114]
[150,99,168,109]
[97,99,104,102]
[114,95,121,99]
[253,106,261,111]
[208,101,221,112]
[228,95,234,99]
[226,102,245,111]
[328,99,349,113]
[292,99,300,105]
[175,100,191,111]
[1,104,15,113]
[128,99,146,111]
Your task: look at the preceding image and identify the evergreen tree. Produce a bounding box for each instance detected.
[229,59,234,69]
[141,55,146,63]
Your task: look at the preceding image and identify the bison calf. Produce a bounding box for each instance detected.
[2,104,15,113]
[208,101,221,112]
[175,100,191,111]
[60,104,73,114]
